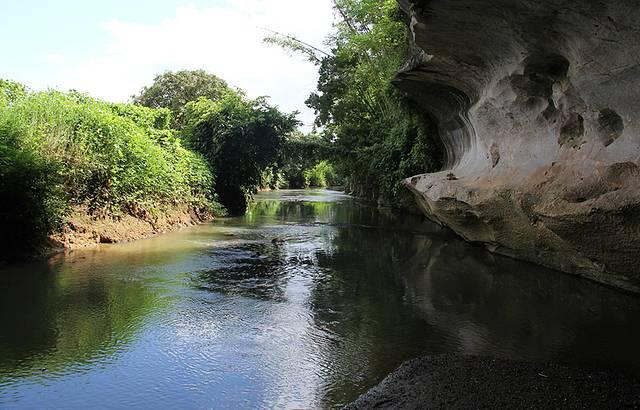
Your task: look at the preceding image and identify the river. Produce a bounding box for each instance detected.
[1,189,639,408]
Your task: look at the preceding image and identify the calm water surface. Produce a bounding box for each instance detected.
[1,189,640,408]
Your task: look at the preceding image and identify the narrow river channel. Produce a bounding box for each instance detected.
[1,189,640,408]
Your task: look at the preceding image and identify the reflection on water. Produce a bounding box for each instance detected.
[195,241,290,301]
[0,256,159,377]
[1,189,639,408]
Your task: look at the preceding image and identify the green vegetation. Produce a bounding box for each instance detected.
[303,160,339,188]
[0,81,217,256]
[183,93,299,214]
[1,70,306,256]
[266,0,442,205]
[1,0,446,256]
[256,132,340,190]
[132,70,230,129]
[134,70,321,212]
[279,131,335,188]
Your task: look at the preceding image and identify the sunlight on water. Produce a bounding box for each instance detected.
[1,189,640,408]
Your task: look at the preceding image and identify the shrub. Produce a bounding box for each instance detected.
[0,81,220,255]
[303,160,339,188]
[0,140,66,256]
[184,93,298,214]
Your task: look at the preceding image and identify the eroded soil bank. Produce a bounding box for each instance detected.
[46,205,213,253]
[346,354,640,409]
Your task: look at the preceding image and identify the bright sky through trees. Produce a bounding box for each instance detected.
[0,0,334,128]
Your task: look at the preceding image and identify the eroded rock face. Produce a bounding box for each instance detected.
[396,0,640,291]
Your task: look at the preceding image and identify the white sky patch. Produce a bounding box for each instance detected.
[45,1,335,129]
[43,52,67,65]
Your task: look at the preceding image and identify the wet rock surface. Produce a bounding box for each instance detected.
[396,0,640,291]
[346,354,640,409]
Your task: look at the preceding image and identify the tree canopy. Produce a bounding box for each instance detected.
[183,92,299,214]
[265,0,443,206]
[132,70,230,129]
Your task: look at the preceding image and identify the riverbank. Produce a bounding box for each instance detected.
[346,354,640,409]
[46,205,213,254]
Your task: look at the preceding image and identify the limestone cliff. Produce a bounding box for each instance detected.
[396,0,640,291]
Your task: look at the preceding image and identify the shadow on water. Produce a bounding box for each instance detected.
[193,242,290,302]
[304,202,640,406]
[194,190,640,407]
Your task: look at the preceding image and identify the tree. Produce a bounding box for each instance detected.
[184,93,299,214]
[0,79,27,105]
[264,0,443,206]
[132,70,230,129]
[280,131,326,188]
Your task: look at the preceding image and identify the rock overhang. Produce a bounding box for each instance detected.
[396,0,640,291]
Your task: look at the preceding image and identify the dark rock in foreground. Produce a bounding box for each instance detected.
[346,354,640,409]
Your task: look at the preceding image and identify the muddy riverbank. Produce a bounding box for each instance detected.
[45,205,212,254]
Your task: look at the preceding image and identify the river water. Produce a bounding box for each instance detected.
[1,189,640,408]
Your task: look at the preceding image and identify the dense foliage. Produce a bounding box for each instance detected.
[0,81,217,255]
[1,0,445,256]
[278,132,337,188]
[183,93,299,214]
[303,160,339,188]
[257,133,341,190]
[266,0,443,205]
[132,70,230,129]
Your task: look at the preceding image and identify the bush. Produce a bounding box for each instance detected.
[0,79,27,105]
[0,81,220,255]
[0,141,66,256]
[344,104,441,203]
[303,160,339,188]
[184,93,298,214]
[259,166,287,190]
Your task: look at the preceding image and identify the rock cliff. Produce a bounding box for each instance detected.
[396,0,640,291]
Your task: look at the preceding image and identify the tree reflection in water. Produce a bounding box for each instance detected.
[0,251,161,384]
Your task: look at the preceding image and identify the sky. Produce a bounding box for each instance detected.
[0,0,336,128]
